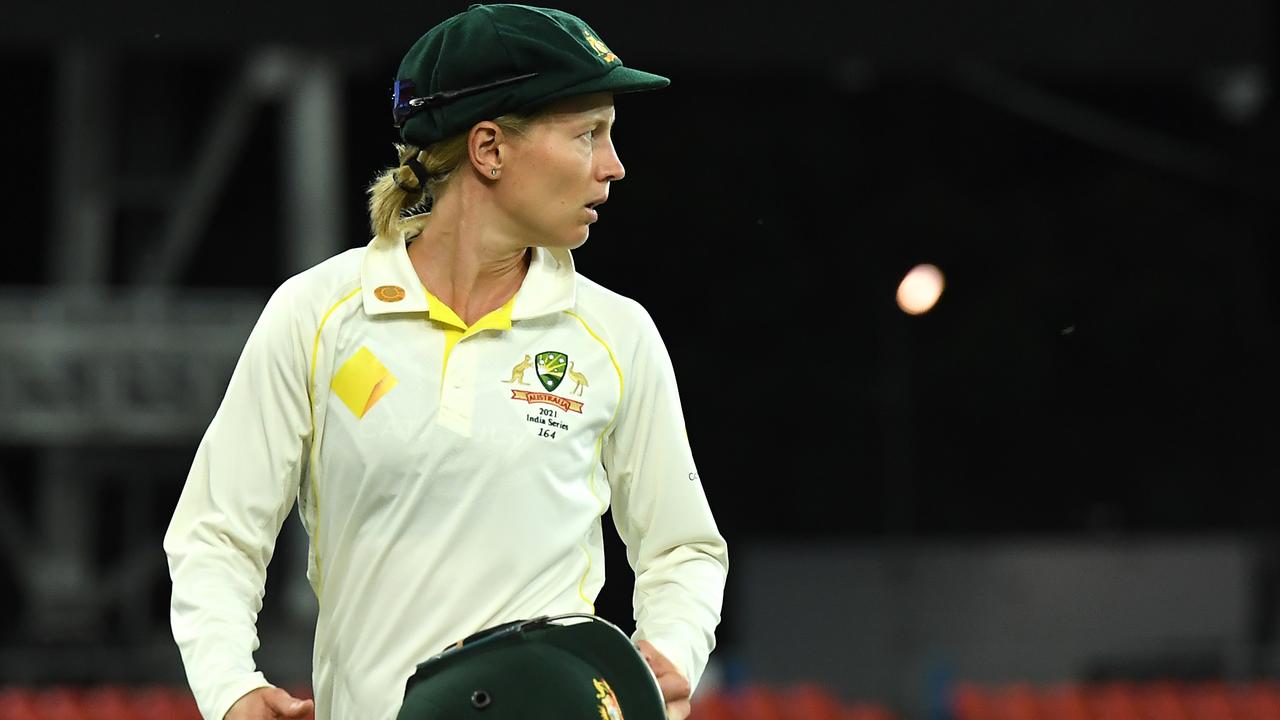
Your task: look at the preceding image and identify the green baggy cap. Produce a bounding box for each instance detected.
[396,613,667,720]
[392,3,670,148]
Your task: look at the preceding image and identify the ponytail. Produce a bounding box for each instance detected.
[366,115,536,240]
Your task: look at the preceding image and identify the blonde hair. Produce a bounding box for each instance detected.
[366,114,536,240]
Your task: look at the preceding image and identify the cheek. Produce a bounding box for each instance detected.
[543,157,588,208]
[505,173,568,229]
[506,144,592,226]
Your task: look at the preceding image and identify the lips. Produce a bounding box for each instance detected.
[584,196,606,223]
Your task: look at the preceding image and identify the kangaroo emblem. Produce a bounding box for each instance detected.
[566,361,589,396]
[502,354,533,385]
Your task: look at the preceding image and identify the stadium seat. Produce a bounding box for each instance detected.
[952,683,992,720]
[781,683,843,720]
[730,685,788,720]
[0,683,896,720]
[947,679,1280,720]
[1185,682,1236,720]
[1038,684,1091,720]
[1238,682,1280,720]
[79,686,135,720]
[843,701,898,720]
[0,687,42,720]
[1092,682,1144,720]
[1134,681,1192,720]
[34,687,89,720]
[129,685,202,720]
[692,690,735,720]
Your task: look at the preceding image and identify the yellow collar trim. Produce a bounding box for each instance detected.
[360,214,578,319]
[426,290,515,335]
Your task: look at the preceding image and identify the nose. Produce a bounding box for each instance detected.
[598,139,625,182]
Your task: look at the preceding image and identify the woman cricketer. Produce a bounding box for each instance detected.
[163,4,729,719]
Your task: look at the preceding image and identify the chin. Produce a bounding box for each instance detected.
[529,224,590,250]
[559,227,590,250]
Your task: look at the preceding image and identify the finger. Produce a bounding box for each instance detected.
[666,698,692,720]
[634,640,690,703]
[654,669,691,704]
[261,688,314,718]
[635,640,675,674]
[636,640,657,665]
[280,698,314,718]
[226,688,282,720]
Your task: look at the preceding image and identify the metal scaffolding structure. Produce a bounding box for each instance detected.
[0,47,343,683]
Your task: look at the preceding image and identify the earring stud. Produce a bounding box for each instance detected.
[490,167,498,177]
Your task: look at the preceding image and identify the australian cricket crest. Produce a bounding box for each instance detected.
[535,351,568,392]
[594,677,624,720]
[504,350,587,428]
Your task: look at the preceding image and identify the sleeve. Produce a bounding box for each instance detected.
[162,278,315,720]
[602,306,729,694]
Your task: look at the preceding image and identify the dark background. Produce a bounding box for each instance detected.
[1,0,1278,712]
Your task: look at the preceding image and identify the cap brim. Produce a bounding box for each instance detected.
[522,65,670,111]
[526,619,667,720]
[397,616,667,720]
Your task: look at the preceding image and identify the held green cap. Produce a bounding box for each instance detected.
[391,3,670,148]
[395,613,667,720]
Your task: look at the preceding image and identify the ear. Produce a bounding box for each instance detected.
[467,121,506,178]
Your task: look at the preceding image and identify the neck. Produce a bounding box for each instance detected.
[407,194,531,326]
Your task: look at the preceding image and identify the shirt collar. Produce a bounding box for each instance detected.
[360,215,577,319]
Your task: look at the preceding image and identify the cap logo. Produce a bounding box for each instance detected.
[583,31,618,63]
[593,678,624,720]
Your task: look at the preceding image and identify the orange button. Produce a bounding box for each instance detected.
[374,285,406,302]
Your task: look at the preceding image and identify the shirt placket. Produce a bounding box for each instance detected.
[438,338,477,436]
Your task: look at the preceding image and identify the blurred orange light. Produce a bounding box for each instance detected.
[896,263,945,315]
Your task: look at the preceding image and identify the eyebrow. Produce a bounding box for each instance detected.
[588,110,616,127]
[549,105,615,130]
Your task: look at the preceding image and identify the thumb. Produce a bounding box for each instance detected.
[635,641,690,703]
[655,669,691,704]
[261,687,314,718]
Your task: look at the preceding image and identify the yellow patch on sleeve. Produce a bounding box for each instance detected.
[332,346,397,418]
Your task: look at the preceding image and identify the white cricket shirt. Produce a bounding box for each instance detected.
[164,216,728,720]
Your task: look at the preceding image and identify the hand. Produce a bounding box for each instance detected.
[636,640,691,720]
[224,687,314,720]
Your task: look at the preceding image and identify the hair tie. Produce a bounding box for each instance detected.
[397,157,429,193]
